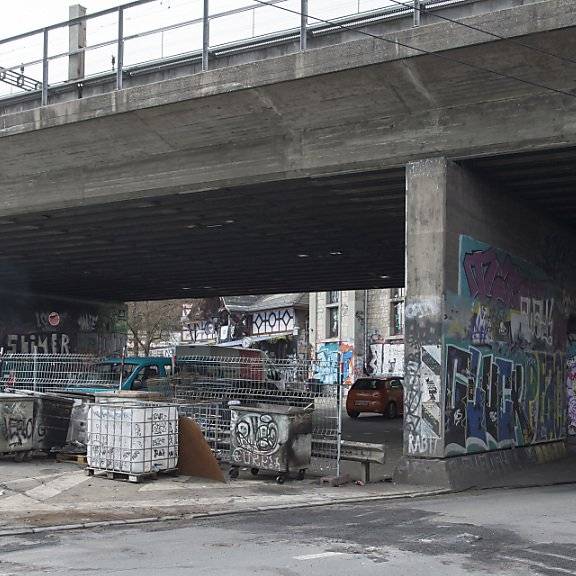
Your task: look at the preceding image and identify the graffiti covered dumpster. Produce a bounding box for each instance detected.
[0,393,34,460]
[229,404,313,484]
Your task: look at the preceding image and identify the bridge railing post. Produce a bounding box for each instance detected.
[116,7,124,91]
[300,0,308,51]
[413,0,421,26]
[68,4,87,82]
[202,0,210,71]
[41,29,49,106]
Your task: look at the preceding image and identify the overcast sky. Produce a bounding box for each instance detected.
[0,0,392,95]
[0,1,123,38]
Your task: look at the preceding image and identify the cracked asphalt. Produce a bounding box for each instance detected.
[0,484,575,575]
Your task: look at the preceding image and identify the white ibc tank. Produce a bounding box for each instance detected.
[87,403,178,474]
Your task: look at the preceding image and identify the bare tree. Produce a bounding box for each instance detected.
[127,298,220,356]
[126,300,184,356]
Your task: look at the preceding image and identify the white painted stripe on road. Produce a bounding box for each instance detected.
[525,549,576,563]
[295,552,346,561]
[25,472,89,502]
[501,555,576,575]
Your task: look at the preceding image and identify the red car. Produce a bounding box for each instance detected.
[346,377,404,419]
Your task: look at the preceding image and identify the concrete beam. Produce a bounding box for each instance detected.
[1,0,576,219]
[0,88,575,218]
[2,0,576,134]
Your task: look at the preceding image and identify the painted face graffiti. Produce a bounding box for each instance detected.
[231,412,283,469]
[233,413,280,455]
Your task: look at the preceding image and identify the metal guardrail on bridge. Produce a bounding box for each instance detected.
[0,0,473,106]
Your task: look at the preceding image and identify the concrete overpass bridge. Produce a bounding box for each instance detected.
[2,0,576,484]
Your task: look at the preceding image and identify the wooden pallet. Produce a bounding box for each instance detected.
[56,452,88,465]
[85,467,177,484]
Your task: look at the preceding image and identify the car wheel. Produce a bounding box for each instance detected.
[347,410,360,419]
[386,402,397,419]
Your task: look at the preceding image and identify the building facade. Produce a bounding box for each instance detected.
[309,289,405,385]
[182,294,309,360]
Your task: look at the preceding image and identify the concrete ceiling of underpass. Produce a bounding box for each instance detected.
[464,146,576,227]
[0,168,406,302]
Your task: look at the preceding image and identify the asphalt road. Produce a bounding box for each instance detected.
[342,411,403,444]
[342,412,404,474]
[1,485,574,575]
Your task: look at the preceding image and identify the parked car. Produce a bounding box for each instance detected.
[346,377,404,419]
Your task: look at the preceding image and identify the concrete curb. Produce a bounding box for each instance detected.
[0,488,451,538]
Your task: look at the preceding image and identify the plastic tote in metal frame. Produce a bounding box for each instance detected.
[229,404,313,484]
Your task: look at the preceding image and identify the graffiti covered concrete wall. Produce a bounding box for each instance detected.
[444,236,567,456]
[567,342,576,436]
[368,342,405,376]
[314,341,354,385]
[403,295,443,458]
[0,295,127,355]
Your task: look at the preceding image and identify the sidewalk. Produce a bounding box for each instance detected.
[0,458,446,534]
[2,444,576,536]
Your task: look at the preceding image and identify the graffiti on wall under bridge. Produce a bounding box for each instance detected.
[567,343,576,436]
[444,236,568,456]
[314,342,354,385]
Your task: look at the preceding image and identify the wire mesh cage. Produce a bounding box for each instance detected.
[0,354,114,393]
[172,355,343,475]
[87,402,179,475]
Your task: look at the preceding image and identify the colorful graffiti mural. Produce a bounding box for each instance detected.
[444,236,567,456]
[568,343,576,436]
[367,343,405,376]
[406,344,442,456]
[314,342,354,385]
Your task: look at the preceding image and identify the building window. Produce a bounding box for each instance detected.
[390,287,405,336]
[392,301,405,336]
[326,291,340,339]
[391,287,405,299]
[327,291,339,305]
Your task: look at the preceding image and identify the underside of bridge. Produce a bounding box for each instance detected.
[0,168,406,301]
[0,0,575,303]
[2,144,576,303]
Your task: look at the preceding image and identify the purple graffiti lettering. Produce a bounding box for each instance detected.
[463,249,524,308]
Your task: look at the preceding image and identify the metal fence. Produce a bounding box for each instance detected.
[0,0,473,103]
[0,353,115,392]
[0,352,345,476]
[171,355,343,476]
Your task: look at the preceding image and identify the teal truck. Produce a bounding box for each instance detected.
[64,356,173,394]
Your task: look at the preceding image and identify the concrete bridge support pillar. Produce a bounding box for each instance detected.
[397,157,576,488]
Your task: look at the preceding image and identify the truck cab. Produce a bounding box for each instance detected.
[66,356,172,393]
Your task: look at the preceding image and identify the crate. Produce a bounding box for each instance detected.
[87,403,178,475]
